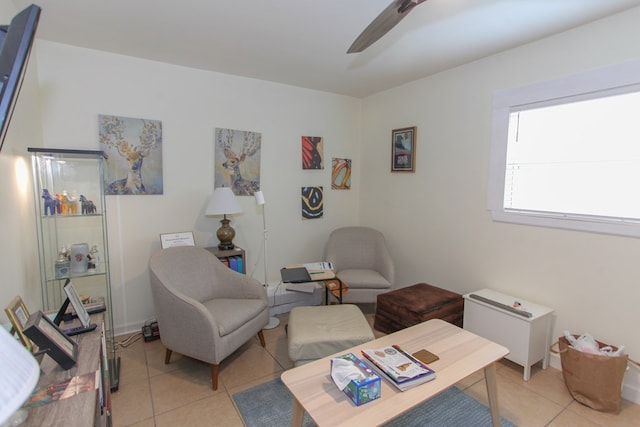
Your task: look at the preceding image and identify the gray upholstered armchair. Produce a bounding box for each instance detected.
[326,226,395,303]
[148,246,269,390]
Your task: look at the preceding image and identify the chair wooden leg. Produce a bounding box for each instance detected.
[211,364,219,390]
[258,330,266,347]
[164,349,172,364]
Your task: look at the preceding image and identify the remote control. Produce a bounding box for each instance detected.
[64,323,97,336]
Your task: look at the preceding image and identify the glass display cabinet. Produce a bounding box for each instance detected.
[29,148,120,391]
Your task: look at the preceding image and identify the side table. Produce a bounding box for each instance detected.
[280,265,346,304]
[206,246,246,274]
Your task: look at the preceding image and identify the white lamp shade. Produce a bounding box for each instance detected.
[0,327,40,424]
[206,187,243,216]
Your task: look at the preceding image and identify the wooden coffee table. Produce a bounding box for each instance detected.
[281,319,509,427]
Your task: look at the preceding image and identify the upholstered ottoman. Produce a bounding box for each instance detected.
[374,283,463,334]
[288,304,375,366]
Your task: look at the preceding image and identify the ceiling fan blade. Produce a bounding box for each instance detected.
[347,0,428,54]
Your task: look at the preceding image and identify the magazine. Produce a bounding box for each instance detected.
[361,345,436,391]
[25,370,99,408]
[303,261,334,272]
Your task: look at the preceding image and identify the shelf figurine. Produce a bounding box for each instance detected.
[54,248,70,278]
[42,189,56,216]
[80,195,96,214]
[59,191,71,215]
[88,245,100,272]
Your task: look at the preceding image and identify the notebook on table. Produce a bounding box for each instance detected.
[280,267,312,283]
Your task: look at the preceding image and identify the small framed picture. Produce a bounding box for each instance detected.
[391,126,416,172]
[4,296,34,350]
[23,310,78,370]
[160,231,195,249]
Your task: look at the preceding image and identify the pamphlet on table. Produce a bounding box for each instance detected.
[361,345,436,391]
[303,262,334,272]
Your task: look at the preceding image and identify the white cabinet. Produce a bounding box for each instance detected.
[463,288,554,381]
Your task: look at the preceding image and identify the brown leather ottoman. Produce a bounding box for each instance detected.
[374,283,464,334]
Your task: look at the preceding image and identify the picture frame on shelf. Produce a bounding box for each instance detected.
[391,126,416,172]
[160,231,195,249]
[23,310,78,370]
[4,295,34,350]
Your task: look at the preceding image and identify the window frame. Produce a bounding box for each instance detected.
[487,59,640,238]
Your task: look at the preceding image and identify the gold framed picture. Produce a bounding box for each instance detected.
[391,126,416,172]
[4,296,34,350]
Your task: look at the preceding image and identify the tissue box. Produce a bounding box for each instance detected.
[331,353,381,406]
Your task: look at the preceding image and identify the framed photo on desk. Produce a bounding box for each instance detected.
[24,310,78,370]
[160,231,195,249]
[4,296,33,350]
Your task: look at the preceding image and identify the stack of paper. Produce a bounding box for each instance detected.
[303,262,334,272]
[361,345,436,391]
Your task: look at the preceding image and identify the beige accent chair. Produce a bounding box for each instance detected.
[148,246,269,390]
[326,226,395,303]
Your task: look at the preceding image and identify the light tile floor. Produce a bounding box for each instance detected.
[111,304,640,426]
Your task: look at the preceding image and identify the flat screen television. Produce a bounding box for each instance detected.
[0,4,40,152]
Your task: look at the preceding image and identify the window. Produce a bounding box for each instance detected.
[488,60,640,237]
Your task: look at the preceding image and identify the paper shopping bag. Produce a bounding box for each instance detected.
[557,336,628,413]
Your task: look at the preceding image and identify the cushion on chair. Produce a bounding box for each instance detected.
[288,304,375,366]
[374,283,464,334]
[337,269,392,290]
[203,298,269,337]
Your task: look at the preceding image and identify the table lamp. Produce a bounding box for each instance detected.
[0,326,40,425]
[206,187,243,250]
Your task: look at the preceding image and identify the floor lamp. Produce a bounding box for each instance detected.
[255,190,280,329]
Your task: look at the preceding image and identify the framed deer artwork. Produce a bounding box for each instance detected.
[99,114,164,195]
[214,128,262,196]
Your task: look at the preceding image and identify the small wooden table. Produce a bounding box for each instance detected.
[281,264,346,304]
[281,319,509,427]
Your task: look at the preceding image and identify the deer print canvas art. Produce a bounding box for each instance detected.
[214,128,261,196]
[99,114,163,195]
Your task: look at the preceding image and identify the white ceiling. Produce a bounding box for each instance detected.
[13,0,640,98]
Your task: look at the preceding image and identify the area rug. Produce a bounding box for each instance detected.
[233,378,517,427]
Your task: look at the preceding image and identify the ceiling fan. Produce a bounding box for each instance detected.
[347,0,428,53]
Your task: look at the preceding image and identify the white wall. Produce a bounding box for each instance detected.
[360,7,640,402]
[0,3,43,316]
[3,2,640,404]
[0,39,361,336]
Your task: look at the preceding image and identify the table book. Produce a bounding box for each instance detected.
[361,345,436,391]
[303,262,334,272]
